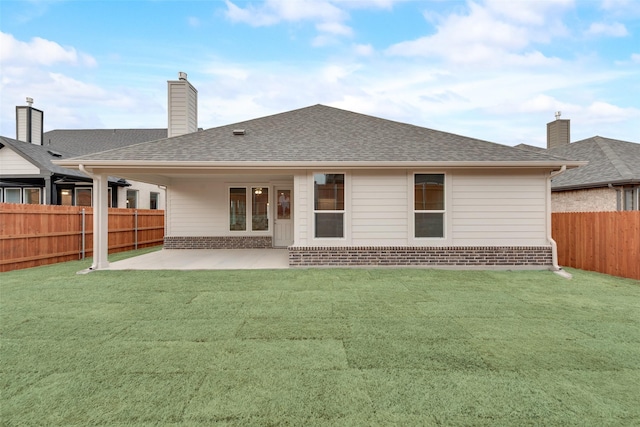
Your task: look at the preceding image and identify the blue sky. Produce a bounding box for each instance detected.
[1,0,638,147]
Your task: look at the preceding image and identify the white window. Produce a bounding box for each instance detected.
[126,190,138,209]
[229,186,269,232]
[4,188,21,203]
[314,173,345,238]
[24,188,41,204]
[75,188,92,207]
[150,192,160,210]
[623,187,639,211]
[414,174,445,238]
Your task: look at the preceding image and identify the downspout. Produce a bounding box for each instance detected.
[548,165,566,273]
[79,164,98,271]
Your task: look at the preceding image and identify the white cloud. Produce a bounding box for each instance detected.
[225,0,345,26]
[485,0,573,25]
[224,0,407,44]
[316,21,352,36]
[631,53,640,63]
[386,1,566,67]
[601,0,630,10]
[353,44,374,56]
[0,32,96,67]
[321,64,361,83]
[584,101,640,123]
[586,22,628,37]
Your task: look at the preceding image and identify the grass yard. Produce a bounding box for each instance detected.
[1,249,639,426]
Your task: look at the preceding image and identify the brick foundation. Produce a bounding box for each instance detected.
[288,246,552,267]
[164,236,273,249]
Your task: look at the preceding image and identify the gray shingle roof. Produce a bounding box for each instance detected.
[43,128,167,156]
[65,105,572,164]
[548,136,640,190]
[0,136,88,179]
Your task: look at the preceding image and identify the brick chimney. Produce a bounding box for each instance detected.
[16,97,44,145]
[167,72,198,138]
[547,111,570,149]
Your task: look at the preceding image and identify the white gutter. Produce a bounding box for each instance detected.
[78,164,99,271]
[547,165,568,275]
[54,159,588,170]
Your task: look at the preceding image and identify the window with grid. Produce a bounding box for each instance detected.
[414,174,445,238]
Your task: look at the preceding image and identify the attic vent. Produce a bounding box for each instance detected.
[233,129,246,136]
[47,149,62,157]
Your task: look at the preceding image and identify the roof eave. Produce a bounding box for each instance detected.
[552,178,640,191]
[53,160,587,170]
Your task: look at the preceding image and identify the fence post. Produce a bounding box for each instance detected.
[134,210,138,250]
[81,208,86,260]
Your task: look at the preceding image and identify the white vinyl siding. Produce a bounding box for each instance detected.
[451,170,548,246]
[294,174,309,246]
[0,147,40,174]
[16,108,28,142]
[116,182,165,210]
[31,109,43,145]
[168,80,198,138]
[167,176,291,237]
[167,179,227,236]
[351,171,408,246]
[164,170,550,248]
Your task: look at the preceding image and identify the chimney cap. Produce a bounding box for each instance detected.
[26,97,34,107]
[178,71,188,80]
[555,111,561,120]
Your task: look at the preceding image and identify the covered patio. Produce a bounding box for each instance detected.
[107,249,289,270]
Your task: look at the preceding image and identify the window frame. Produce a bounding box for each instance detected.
[412,172,447,240]
[75,187,93,207]
[623,186,640,211]
[313,172,346,240]
[23,188,42,204]
[150,192,160,210]
[126,189,139,209]
[228,185,271,234]
[4,188,22,204]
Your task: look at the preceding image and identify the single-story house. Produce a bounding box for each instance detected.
[55,101,585,270]
[517,118,640,212]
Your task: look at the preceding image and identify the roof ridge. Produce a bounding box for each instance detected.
[594,136,633,179]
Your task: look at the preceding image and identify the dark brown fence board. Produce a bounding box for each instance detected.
[0,203,164,272]
[553,211,640,280]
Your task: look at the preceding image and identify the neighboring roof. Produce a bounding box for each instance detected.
[43,128,167,156]
[0,136,88,179]
[58,105,579,168]
[547,136,640,190]
[0,136,127,185]
[514,143,547,153]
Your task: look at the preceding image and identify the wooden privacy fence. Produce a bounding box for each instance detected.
[552,211,640,281]
[0,203,165,272]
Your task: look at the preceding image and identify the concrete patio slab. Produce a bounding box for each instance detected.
[107,249,289,270]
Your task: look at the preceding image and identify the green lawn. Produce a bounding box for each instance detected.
[1,249,639,426]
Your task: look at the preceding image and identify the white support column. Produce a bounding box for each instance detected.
[91,172,110,270]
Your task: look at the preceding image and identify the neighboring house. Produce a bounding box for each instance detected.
[1,73,197,209]
[56,100,584,270]
[517,118,640,212]
[0,134,129,206]
[43,129,168,209]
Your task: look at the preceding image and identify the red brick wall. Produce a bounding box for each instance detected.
[164,236,273,249]
[288,246,552,267]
